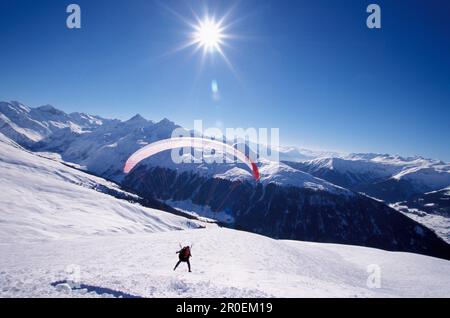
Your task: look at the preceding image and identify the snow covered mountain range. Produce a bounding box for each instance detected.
[0,130,449,297]
[285,154,450,242]
[286,154,450,202]
[1,101,449,257]
[0,101,109,147]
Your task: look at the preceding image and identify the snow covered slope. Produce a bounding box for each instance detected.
[0,133,449,298]
[389,186,450,243]
[0,133,200,242]
[391,164,450,193]
[258,161,351,195]
[1,228,449,298]
[390,202,450,244]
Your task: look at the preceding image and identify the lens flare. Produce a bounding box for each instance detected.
[211,80,219,94]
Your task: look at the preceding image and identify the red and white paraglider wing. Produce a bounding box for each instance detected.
[123,137,260,181]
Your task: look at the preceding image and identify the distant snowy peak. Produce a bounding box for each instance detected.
[287,152,450,202]
[2,101,448,197]
[1,101,31,114]
[69,112,106,127]
[392,165,450,192]
[0,101,109,146]
[258,161,352,195]
[347,154,450,193]
[36,112,181,180]
[126,114,148,124]
[214,167,253,182]
[156,117,175,126]
[34,104,66,116]
[307,156,401,174]
[345,152,444,166]
[275,146,344,162]
[303,153,448,178]
[274,146,317,161]
[212,160,352,195]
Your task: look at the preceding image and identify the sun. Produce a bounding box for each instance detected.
[166,8,238,74]
[192,17,225,53]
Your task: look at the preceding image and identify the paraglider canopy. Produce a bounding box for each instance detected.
[124,137,260,181]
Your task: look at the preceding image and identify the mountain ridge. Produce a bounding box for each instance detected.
[1,101,449,259]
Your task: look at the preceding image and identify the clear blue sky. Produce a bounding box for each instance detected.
[0,0,449,161]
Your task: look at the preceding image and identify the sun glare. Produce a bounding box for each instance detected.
[168,8,238,75]
[193,17,224,53]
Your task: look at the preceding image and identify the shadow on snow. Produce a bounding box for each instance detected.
[51,280,141,298]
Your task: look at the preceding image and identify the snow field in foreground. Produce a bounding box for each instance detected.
[1,228,449,298]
